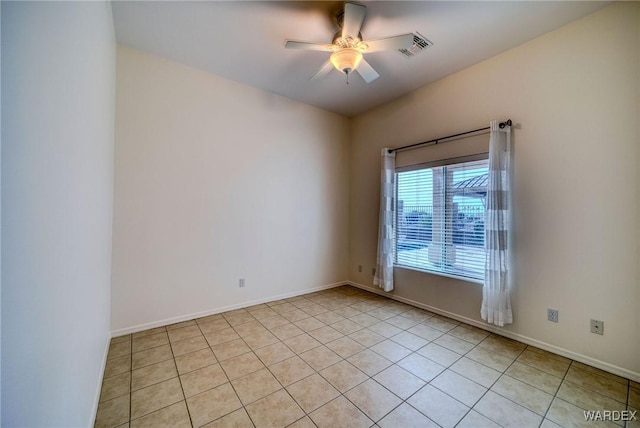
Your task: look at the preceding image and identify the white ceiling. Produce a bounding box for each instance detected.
[112,1,609,117]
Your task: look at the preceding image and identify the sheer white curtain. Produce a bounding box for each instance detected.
[481,120,513,326]
[373,148,396,292]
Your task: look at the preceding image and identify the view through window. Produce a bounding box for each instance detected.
[395,157,489,281]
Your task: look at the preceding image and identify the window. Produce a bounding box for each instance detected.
[395,155,489,281]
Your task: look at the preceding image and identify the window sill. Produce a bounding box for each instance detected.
[394,264,484,285]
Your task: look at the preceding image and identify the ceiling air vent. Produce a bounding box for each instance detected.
[398,32,433,58]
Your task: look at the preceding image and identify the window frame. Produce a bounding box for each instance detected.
[394,153,489,284]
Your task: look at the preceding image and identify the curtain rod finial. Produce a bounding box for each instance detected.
[499,119,512,129]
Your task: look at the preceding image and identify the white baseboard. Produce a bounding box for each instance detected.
[347,280,640,383]
[91,335,111,427]
[111,281,347,337]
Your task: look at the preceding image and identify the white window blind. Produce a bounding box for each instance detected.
[395,156,489,281]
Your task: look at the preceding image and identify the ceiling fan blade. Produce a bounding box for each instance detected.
[355,59,379,83]
[285,41,334,52]
[363,34,414,53]
[342,3,366,39]
[310,60,334,81]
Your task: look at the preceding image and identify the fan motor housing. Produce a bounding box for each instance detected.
[332,31,363,47]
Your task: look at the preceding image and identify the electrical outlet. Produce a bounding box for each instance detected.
[590,319,604,335]
[547,308,558,323]
[358,265,362,273]
[239,278,245,288]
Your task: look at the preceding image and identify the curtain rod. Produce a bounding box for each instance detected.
[388,119,512,154]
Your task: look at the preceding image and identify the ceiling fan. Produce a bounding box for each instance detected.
[284,2,414,84]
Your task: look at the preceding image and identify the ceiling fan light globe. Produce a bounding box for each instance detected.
[330,48,363,74]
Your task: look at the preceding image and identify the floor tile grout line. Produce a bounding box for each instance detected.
[196,311,266,426]
[134,323,213,425]
[453,340,536,427]
[129,334,133,425]
[626,381,631,417]
[296,297,429,424]
[513,353,568,381]
[189,335,258,428]
[348,315,469,425]
[340,387,403,425]
[540,352,574,427]
[214,364,257,427]
[377,323,522,427]
[174,321,206,427]
[220,298,318,427]
[129,377,182,423]
[253,294,345,426]
[405,346,486,427]
[558,376,629,407]
[126,389,186,425]
[325,297,440,423]
[549,361,629,428]
[570,360,631,387]
[401,383,461,428]
[267,294,375,424]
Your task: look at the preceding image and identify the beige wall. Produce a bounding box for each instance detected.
[2,2,115,425]
[349,2,640,378]
[112,46,350,333]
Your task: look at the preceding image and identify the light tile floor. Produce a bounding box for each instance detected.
[96,286,640,428]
